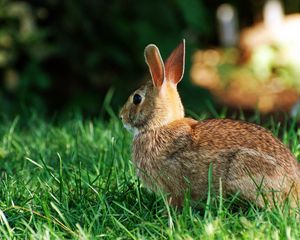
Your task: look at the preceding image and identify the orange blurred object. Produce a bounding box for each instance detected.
[190,49,299,113]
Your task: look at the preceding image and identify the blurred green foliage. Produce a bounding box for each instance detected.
[0,1,54,112]
[0,0,300,115]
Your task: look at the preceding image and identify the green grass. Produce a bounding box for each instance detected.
[0,111,299,239]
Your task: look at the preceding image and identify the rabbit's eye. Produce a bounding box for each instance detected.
[133,94,142,105]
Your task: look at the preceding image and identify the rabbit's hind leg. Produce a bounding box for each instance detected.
[224,149,295,208]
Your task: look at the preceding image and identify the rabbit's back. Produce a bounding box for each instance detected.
[192,119,295,163]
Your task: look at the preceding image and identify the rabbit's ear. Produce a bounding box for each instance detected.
[165,40,185,85]
[144,44,165,88]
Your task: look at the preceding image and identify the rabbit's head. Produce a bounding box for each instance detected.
[120,40,185,135]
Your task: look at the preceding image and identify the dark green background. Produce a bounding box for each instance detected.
[0,0,299,116]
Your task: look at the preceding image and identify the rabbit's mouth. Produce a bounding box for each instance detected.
[123,123,139,136]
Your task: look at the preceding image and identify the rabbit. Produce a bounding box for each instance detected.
[119,40,300,208]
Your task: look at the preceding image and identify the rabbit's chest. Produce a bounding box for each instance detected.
[132,137,185,193]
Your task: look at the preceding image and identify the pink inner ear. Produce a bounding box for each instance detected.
[144,45,165,88]
[165,40,185,85]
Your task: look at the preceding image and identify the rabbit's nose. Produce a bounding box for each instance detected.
[119,114,123,121]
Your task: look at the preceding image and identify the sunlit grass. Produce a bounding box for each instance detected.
[0,110,299,239]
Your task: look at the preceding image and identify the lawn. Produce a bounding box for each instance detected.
[0,110,299,239]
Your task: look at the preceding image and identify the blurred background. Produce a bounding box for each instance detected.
[1,0,300,117]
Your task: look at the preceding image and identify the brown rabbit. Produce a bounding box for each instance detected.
[119,40,300,208]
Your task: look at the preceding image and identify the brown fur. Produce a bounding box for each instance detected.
[119,41,300,208]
